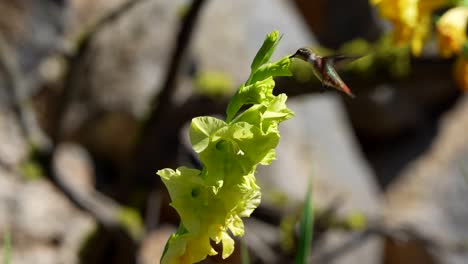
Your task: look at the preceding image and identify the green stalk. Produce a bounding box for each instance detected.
[295,177,313,264]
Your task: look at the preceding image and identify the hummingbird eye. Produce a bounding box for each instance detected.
[298,47,310,55]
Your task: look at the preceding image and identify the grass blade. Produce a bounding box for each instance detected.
[460,163,468,185]
[295,177,313,264]
[3,230,10,264]
[241,239,250,264]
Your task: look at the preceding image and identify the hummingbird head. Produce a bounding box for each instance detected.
[289,47,314,61]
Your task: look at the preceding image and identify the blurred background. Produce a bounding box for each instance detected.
[0,0,467,263]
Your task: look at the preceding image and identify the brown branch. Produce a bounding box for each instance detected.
[130,0,208,201]
[38,0,151,232]
[145,0,207,127]
[311,220,467,263]
[51,0,148,142]
[0,33,52,152]
[133,56,456,137]
[0,0,149,242]
[275,57,456,98]
[1,32,135,249]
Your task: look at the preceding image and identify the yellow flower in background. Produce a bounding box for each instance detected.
[437,7,468,57]
[454,53,468,91]
[371,0,449,55]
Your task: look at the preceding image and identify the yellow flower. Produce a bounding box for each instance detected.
[454,54,468,91]
[437,7,468,57]
[371,0,448,55]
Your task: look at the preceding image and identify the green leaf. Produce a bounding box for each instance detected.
[454,0,468,6]
[250,30,282,73]
[157,167,207,233]
[249,56,292,84]
[157,30,294,264]
[259,149,276,165]
[295,177,313,264]
[190,117,227,153]
[226,78,275,122]
[220,232,235,259]
[462,40,468,58]
[161,227,217,264]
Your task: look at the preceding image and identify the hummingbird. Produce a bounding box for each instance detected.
[290,47,356,98]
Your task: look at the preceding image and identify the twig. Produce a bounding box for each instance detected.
[0,33,51,152]
[144,190,162,232]
[131,0,208,204]
[0,0,147,242]
[51,0,148,142]
[274,56,456,97]
[311,227,375,263]
[145,0,207,127]
[311,222,468,262]
[244,218,279,263]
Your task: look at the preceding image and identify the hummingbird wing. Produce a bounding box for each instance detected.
[321,58,355,98]
[323,54,363,70]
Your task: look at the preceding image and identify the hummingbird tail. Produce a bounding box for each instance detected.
[341,83,355,98]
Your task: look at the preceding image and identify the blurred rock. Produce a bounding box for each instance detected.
[264,95,381,213]
[0,167,96,264]
[61,0,183,168]
[69,0,127,32]
[384,237,436,264]
[0,108,28,167]
[194,0,315,85]
[53,142,131,227]
[311,231,382,264]
[0,0,67,98]
[69,111,139,169]
[54,142,95,195]
[8,245,57,264]
[65,0,184,118]
[291,0,381,48]
[0,169,20,229]
[138,225,175,264]
[350,64,460,188]
[260,94,383,264]
[385,95,468,263]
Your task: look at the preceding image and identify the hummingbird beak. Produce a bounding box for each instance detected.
[289,52,298,59]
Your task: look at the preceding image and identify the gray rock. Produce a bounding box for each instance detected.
[260,95,383,264]
[385,95,468,264]
[54,143,95,195]
[0,168,20,229]
[262,95,381,214]
[194,0,315,84]
[0,167,95,264]
[66,0,184,119]
[0,0,67,99]
[0,108,28,168]
[138,225,176,264]
[69,0,128,32]
[9,245,57,264]
[61,0,183,166]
